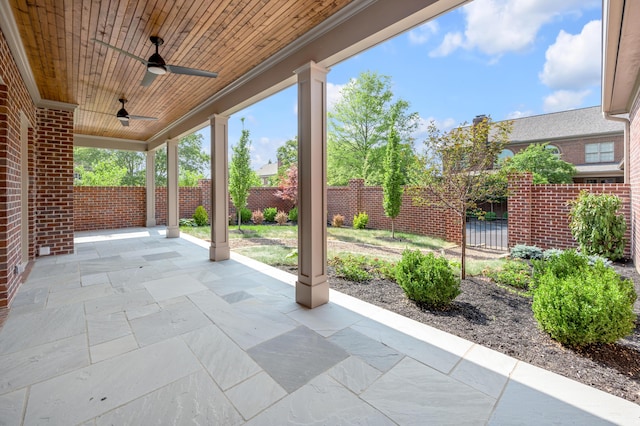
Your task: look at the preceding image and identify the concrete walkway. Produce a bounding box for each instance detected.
[0,228,638,425]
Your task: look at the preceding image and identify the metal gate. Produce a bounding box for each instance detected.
[465,216,508,251]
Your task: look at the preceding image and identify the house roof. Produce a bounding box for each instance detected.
[256,162,278,177]
[507,106,624,143]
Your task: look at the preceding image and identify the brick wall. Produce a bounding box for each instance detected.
[75,187,146,230]
[508,173,631,256]
[35,109,74,255]
[0,28,37,308]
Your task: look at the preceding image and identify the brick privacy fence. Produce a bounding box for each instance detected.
[508,173,632,256]
[74,179,461,243]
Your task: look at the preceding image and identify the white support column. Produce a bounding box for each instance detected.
[295,61,329,308]
[166,138,180,238]
[210,114,230,261]
[145,150,156,227]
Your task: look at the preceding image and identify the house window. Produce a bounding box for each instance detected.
[498,149,514,161]
[546,145,560,156]
[585,142,614,163]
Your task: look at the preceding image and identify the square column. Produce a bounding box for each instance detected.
[166,138,180,238]
[295,61,329,308]
[210,114,230,261]
[145,150,156,227]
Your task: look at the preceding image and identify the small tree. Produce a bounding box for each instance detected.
[569,191,627,261]
[383,109,403,238]
[501,143,576,184]
[275,164,298,206]
[229,119,253,231]
[410,117,512,279]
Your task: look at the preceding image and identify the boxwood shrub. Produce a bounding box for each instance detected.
[396,250,461,308]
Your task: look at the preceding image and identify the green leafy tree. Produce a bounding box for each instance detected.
[410,117,512,279]
[74,160,127,186]
[155,132,211,187]
[501,143,576,184]
[229,119,254,230]
[383,109,403,238]
[115,151,146,186]
[328,71,418,186]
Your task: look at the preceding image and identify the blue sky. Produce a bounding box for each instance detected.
[198,0,602,170]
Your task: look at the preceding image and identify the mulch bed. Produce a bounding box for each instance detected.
[279,262,640,404]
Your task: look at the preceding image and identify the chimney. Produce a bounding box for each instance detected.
[473,114,487,126]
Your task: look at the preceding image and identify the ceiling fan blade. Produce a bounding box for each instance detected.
[129,115,158,121]
[92,39,148,65]
[118,119,130,127]
[166,64,218,78]
[141,71,158,87]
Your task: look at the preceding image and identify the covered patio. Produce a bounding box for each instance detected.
[0,228,638,424]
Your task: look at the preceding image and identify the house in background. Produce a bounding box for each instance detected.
[256,161,279,186]
[499,106,625,183]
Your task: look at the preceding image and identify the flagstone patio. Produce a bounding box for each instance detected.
[0,228,638,425]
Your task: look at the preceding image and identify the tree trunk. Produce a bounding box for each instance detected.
[392,219,395,239]
[461,212,466,280]
[238,210,242,231]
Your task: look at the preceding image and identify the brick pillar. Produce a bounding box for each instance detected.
[507,172,533,248]
[35,108,74,255]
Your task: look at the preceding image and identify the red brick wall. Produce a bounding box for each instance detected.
[629,94,640,268]
[0,28,37,308]
[75,187,146,231]
[509,134,624,166]
[35,109,74,255]
[508,173,631,256]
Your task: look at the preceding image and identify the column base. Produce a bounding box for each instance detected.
[210,244,230,261]
[146,219,157,227]
[166,226,180,238]
[296,280,329,308]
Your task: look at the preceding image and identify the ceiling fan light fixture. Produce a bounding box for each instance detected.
[116,106,129,121]
[147,64,167,75]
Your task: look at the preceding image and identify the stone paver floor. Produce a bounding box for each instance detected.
[0,228,638,425]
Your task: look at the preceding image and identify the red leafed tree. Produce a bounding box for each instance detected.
[275,164,298,206]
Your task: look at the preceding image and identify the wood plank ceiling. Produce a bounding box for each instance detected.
[8,0,353,141]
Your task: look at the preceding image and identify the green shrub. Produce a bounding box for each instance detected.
[488,259,531,289]
[193,205,209,226]
[288,207,298,222]
[179,218,197,227]
[332,214,345,228]
[542,248,563,260]
[484,211,497,221]
[331,255,372,282]
[569,191,627,261]
[263,207,278,222]
[532,249,589,282]
[353,212,369,230]
[275,210,288,225]
[396,250,461,307]
[239,207,252,223]
[252,210,264,225]
[510,244,543,260]
[502,211,508,220]
[532,261,636,347]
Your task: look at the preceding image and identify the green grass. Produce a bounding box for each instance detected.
[233,245,298,266]
[327,227,454,251]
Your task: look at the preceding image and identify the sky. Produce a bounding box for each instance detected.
[197,0,603,171]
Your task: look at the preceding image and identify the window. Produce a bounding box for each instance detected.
[498,149,514,161]
[546,145,560,156]
[585,142,614,163]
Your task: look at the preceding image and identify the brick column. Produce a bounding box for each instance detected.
[507,172,533,248]
[296,61,329,308]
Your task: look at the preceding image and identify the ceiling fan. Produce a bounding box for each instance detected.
[93,36,219,86]
[116,98,157,126]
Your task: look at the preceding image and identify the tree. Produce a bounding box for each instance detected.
[275,164,298,206]
[270,137,298,186]
[410,117,512,279]
[383,109,403,238]
[74,160,127,186]
[155,133,210,186]
[229,119,254,230]
[328,71,418,186]
[501,143,576,184]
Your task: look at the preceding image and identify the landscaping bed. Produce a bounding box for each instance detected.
[278,261,640,404]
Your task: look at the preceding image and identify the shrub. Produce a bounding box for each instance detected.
[353,212,369,230]
[542,248,564,260]
[331,255,372,282]
[239,207,252,223]
[332,214,345,228]
[488,259,531,289]
[569,191,626,261]
[396,250,461,308]
[532,261,636,347]
[275,210,288,225]
[263,207,278,222]
[193,205,209,226]
[288,207,298,222]
[252,210,264,225]
[510,244,543,260]
[484,211,497,221]
[179,218,197,227]
[502,211,508,220]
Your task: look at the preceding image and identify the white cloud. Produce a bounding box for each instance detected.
[408,21,439,45]
[327,82,346,111]
[543,89,591,112]
[429,32,463,57]
[539,20,601,90]
[432,0,598,58]
[506,110,534,119]
[413,116,457,139]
